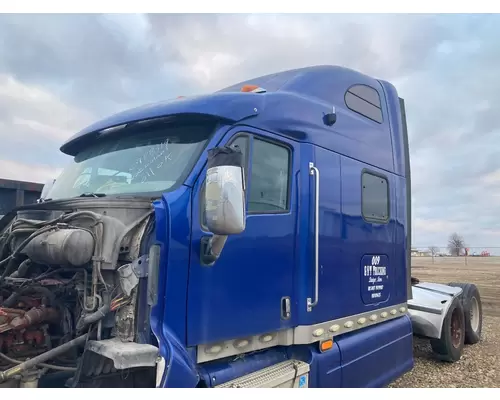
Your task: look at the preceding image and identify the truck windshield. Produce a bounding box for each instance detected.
[47,122,214,200]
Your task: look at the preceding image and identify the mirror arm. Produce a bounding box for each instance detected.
[200,234,228,266]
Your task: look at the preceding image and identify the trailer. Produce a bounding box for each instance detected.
[0,178,44,218]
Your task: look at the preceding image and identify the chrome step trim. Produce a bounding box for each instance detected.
[197,302,408,363]
[215,360,310,388]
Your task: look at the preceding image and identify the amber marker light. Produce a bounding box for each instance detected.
[320,339,334,352]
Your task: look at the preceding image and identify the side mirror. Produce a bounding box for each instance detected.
[204,145,246,235]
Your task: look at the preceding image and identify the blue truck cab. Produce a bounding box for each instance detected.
[0,65,482,388]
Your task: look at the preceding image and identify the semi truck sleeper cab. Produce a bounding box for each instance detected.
[0,65,483,388]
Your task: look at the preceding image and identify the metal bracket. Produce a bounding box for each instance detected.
[131,255,149,278]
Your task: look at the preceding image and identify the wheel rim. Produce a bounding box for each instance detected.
[451,308,463,348]
[470,296,480,332]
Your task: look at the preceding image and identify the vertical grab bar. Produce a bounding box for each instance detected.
[307,162,320,312]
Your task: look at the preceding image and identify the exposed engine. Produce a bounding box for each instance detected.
[0,202,155,388]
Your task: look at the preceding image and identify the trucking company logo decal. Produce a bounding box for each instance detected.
[361,254,390,304]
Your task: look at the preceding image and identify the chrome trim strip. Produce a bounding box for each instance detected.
[293,302,408,344]
[196,302,408,363]
[197,329,294,364]
[307,162,320,312]
[407,303,442,315]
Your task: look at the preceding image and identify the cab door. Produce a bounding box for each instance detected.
[187,127,299,348]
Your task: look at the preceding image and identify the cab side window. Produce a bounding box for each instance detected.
[248,138,290,213]
[230,136,249,182]
[200,134,291,228]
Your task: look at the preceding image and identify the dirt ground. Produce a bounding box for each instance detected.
[411,256,500,317]
[389,257,500,388]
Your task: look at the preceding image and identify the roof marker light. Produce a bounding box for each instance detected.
[241,84,266,93]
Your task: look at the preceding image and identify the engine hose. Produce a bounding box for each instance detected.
[0,333,88,382]
[76,303,110,331]
[0,257,19,281]
[9,258,32,278]
[2,285,56,308]
[0,352,77,372]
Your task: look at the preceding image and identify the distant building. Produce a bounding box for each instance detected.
[410,248,431,257]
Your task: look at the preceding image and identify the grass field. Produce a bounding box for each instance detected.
[411,256,500,317]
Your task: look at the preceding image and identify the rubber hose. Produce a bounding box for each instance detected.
[0,333,88,382]
[9,258,32,278]
[2,285,56,308]
[76,303,110,331]
[0,352,77,372]
[0,257,19,280]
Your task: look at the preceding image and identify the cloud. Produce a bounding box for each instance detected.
[0,13,499,248]
[146,14,448,90]
[0,73,92,168]
[0,159,62,183]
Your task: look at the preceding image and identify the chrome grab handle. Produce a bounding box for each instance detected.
[307,162,320,312]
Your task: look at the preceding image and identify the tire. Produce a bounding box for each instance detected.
[430,296,465,362]
[447,282,483,344]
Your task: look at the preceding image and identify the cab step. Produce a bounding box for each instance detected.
[215,360,310,388]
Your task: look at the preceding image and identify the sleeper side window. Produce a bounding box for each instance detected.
[345,84,383,124]
[248,138,291,214]
[362,171,389,223]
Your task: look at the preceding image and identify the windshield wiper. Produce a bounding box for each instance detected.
[78,193,107,198]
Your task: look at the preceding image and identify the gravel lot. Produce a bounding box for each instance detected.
[389,316,500,387]
[390,258,500,388]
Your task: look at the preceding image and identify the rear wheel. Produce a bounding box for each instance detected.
[447,282,483,344]
[430,297,465,362]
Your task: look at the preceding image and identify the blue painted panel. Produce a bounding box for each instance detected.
[254,97,393,174]
[223,65,394,173]
[157,324,200,388]
[161,188,193,342]
[295,145,342,326]
[62,66,397,175]
[379,79,406,177]
[149,125,232,346]
[149,197,200,388]
[296,145,403,327]
[339,156,406,313]
[336,315,414,388]
[187,127,300,345]
[60,94,263,154]
[287,343,342,388]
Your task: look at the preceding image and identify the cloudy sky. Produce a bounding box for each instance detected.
[0,13,499,250]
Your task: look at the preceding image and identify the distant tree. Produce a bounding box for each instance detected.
[448,233,465,256]
[428,246,439,263]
